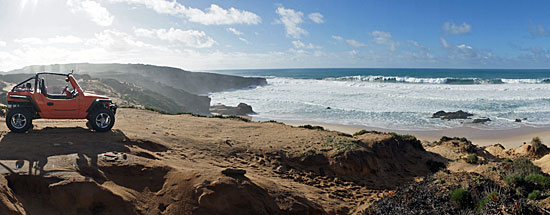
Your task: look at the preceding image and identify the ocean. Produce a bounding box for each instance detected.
[207,68,550,131]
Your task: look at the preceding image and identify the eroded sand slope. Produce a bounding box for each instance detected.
[0,108,441,215]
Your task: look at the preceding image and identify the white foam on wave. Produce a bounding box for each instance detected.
[210,77,550,130]
[326,75,550,85]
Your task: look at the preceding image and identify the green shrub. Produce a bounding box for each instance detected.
[476,192,499,211]
[528,190,541,200]
[211,115,251,122]
[353,130,380,136]
[434,179,445,184]
[525,174,550,190]
[466,154,478,164]
[532,136,542,145]
[426,160,446,173]
[299,124,325,130]
[450,188,472,208]
[389,132,424,151]
[145,107,170,114]
[439,136,470,144]
[505,174,524,187]
[512,158,542,177]
[530,136,548,156]
[504,158,513,163]
[476,197,488,211]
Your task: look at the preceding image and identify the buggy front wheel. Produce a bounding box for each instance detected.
[90,109,115,132]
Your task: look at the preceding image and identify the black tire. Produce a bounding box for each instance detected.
[6,108,32,133]
[89,108,115,132]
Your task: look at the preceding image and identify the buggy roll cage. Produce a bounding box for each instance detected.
[11,71,74,92]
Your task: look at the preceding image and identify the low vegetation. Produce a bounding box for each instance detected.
[353,130,381,136]
[528,190,541,200]
[502,158,550,201]
[211,115,251,122]
[466,153,478,164]
[298,124,325,130]
[387,132,425,151]
[450,188,472,208]
[126,106,252,122]
[476,192,499,211]
[438,136,471,144]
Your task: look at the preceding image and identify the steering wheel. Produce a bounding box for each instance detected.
[61,86,68,94]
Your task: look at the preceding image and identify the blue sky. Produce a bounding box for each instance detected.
[0,0,549,71]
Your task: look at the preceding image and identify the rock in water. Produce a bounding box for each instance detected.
[236,103,254,115]
[432,110,473,120]
[472,118,491,123]
[432,110,447,118]
[515,119,522,122]
[209,103,255,116]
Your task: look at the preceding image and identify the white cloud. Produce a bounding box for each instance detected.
[91,29,158,52]
[333,35,366,47]
[134,27,216,48]
[529,21,550,38]
[440,37,449,48]
[239,37,249,43]
[276,7,307,39]
[348,50,359,58]
[14,36,84,45]
[332,35,343,41]
[14,37,43,45]
[406,40,435,62]
[442,21,471,35]
[372,30,398,51]
[109,1,261,25]
[0,30,181,71]
[439,37,495,62]
[292,40,321,49]
[226,27,243,36]
[67,0,114,26]
[346,39,366,47]
[0,41,6,47]
[48,35,84,44]
[308,12,324,24]
[457,44,473,50]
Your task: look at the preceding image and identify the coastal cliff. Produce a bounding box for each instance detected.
[5,63,267,114]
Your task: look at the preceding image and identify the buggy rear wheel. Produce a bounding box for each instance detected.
[6,108,32,133]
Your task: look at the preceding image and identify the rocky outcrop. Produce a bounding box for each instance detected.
[3,63,267,115]
[9,63,267,95]
[472,118,491,123]
[432,110,473,120]
[210,103,255,116]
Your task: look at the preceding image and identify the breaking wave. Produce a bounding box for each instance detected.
[325,76,550,84]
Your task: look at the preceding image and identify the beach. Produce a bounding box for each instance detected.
[208,68,550,150]
[279,119,550,149]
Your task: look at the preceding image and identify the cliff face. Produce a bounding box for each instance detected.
[5,63,266,114]
[9,63,267,94]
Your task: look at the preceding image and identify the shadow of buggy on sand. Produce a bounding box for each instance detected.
[0,127,167,176]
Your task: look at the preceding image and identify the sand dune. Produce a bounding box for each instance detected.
[0,108,549,214]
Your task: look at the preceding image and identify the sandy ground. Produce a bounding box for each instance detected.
[0,108,433,214]
[0,108,548,214]
[278,119,550,149]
